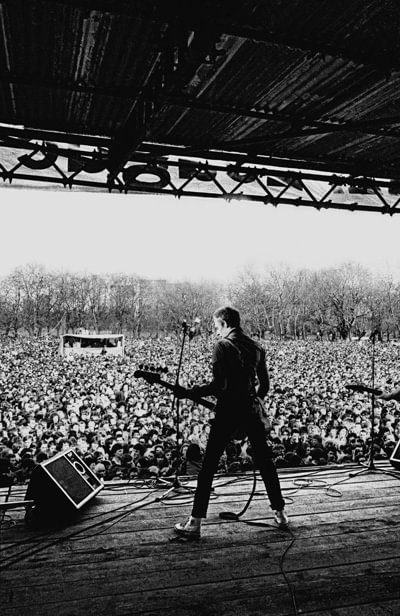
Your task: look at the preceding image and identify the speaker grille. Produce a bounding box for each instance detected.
[45,456,94,506]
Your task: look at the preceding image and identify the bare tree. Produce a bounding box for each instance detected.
[1,260,400,341]
[11,264,57,336]
[310,263,371,340]
[0,272,23,337]
[228,266,272,338]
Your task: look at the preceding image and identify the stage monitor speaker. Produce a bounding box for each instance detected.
[25,449,103,527]
[389,440,400,470]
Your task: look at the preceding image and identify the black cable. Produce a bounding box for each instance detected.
[0,499,151,570]
[213,465,355,616]
[214,466,298,614]
[219,467,258,520]
[2,462,389,616]
[0,472,251,553]
[217,465,336,520]
[349,464,400,480]
[0,488,154,553]
[277,526,299,616]
[0,490,158,570]
[70,496,153,541]
[0,514,16,530]
[1,463,387,579]
[220,507,299,615]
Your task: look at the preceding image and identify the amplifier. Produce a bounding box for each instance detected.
[25,449,103,527]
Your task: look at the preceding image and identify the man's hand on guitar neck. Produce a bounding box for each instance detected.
[174,384,203,401]
[187,385,203,401]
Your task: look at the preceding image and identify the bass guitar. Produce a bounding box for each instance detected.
[133,370,215,411]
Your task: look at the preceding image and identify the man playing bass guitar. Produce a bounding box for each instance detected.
[174,305,288,539]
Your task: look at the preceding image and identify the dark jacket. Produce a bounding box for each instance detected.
[194,327,269,414]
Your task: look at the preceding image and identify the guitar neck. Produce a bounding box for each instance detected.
[133,370,215,411]
[346,383,382,396]
[157,379,215,411]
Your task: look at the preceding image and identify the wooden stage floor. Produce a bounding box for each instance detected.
[1,462,400,616]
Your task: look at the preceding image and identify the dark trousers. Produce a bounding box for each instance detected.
[191,412,285,518]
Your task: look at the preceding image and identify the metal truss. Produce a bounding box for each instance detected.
[1,137,400,214]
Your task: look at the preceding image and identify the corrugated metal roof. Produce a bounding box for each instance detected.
[1,0,400,186]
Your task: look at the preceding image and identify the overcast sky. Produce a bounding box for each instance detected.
[1,186,400,282]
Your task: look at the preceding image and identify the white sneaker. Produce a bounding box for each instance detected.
[273,510,289,528]
[174,518,201,539]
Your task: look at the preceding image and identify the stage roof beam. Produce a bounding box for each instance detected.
[107,22,224,180]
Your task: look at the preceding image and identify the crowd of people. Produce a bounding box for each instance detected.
[1,333,400,487]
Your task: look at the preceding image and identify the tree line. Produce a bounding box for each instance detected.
[1,262,400,340]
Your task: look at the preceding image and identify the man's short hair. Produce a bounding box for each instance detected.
[213,306,241,328]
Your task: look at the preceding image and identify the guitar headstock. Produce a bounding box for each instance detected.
[134,370,162,385]
[346,383,366,393]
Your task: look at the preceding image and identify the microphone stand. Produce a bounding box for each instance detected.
[349,331,398,479]
[156,321,195,499]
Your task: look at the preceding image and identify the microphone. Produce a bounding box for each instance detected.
[189,317,201,340]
